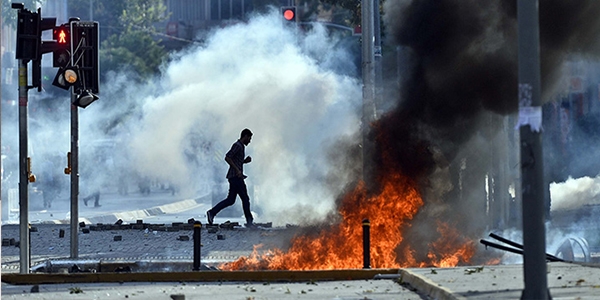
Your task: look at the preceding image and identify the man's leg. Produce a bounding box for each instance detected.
[208,179,239,219]
[236,180,253,225]
[93,191,101,207]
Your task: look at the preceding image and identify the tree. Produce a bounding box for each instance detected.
[68,0,168,79]
[319,0,361,26]
[1,0,43,28]
[319,0,386,32]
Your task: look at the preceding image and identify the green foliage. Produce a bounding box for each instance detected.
[319,0,361,26]
[68,0,168,79]
[100,29,165,78]
[318,0,386,31]
[2,0,44,28]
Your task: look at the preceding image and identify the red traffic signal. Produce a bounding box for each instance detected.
[52,24,70,68]
[53,25,69,46]
[281,6,296,22]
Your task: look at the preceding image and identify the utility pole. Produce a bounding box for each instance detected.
[517,1,550,299]
[361,0,375,182]
[12,2,35,274]
[70,90,79,258]
[17,58,31,274]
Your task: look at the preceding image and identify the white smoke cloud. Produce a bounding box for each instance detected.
[92,11,360,225]
[550,176,600,211]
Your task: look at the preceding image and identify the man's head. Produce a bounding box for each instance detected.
[240,128,253,145]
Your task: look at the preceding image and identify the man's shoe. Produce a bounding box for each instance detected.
[206,210,214,225]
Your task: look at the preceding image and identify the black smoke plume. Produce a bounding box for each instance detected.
[375,0,600,262]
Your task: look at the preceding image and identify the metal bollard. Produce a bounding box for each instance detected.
[193,221,202,271]
[363,218,371,269]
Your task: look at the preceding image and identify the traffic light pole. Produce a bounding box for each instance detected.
[70,90,80,258]
[18,59,31,274]
[517,1,550,299]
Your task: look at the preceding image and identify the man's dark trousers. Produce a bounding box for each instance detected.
[211,177,253,223]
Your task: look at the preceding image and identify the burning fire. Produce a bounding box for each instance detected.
[221,171,476,270]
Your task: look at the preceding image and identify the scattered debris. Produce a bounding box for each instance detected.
[113,235,122,241]
[177,235,190,241]
[255,222,272,228]
[30,285,39,293]
[114,266,132,273]
[465,266,484,275]
[69,287,83,294]
[207,225,219,234]
[219,221,240,230]
[2,238,15,246]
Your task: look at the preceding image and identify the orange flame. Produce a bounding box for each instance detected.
[221,171,477,270]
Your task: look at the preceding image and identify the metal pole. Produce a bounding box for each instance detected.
[362,219,371,269]
[18,59,30,274]
[373,0,382,110]
[70,90,79,258]
[517,1,549,299]
[193,221,202,270]
[361,0,375,182]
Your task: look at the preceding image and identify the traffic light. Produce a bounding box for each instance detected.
[281,6,296,23]
[15,8,39,60]
[69,21,99,107]
[52,66,79,90]
[53,24,70,68]
[14,6,57,91]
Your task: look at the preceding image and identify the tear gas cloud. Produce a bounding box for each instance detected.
[550,177,600,211]
[92,11,363,225]
[1,10,362,225]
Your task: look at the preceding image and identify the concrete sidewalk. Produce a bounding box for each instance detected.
[2,263,600,299]
[400,262,600,299]
[2,276,420,300]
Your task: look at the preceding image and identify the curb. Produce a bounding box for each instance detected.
[399,269,464,300]
[37,194,209,225]
[1,268,401,285]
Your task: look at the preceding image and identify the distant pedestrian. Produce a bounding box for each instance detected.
[40,157,60,208]
[83,190,101,207]
[207,129,255,228]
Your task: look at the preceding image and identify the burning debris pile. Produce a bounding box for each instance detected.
[222,173,474,270]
